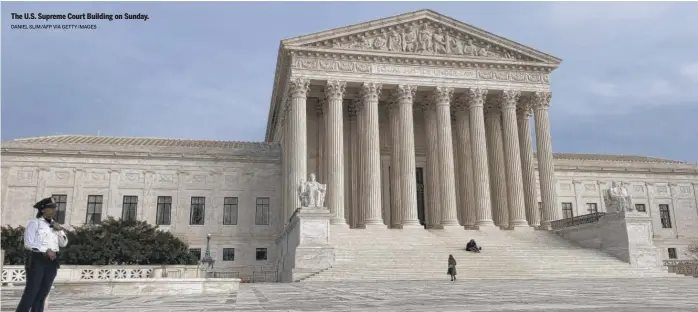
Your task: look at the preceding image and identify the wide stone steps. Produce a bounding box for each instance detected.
[301,226,679,282]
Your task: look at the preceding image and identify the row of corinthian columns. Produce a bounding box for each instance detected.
[281,77,559,230]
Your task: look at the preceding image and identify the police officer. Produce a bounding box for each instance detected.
[15,197,69,312]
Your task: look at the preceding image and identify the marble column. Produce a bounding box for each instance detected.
[388,100,403,228]
[395,85,421,227]
[532,91,559,229]
[325,80,347,225]
[359,82,385,227]
[287,77,310,214]
[499,90,529,229]
[466,88,495,227]
[422,100,441,228]
[354,97,366,228]
[316,100,325,185]
[348,102,360,228]
[517,99,540,227]
[454,96,477,229]
[485,99,509,228]
[433,87,459,227]
[281,106,288,223]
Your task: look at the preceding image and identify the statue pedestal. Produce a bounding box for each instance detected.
[599,211,661,268]
[275,208,335,282]
[556,211,661,269]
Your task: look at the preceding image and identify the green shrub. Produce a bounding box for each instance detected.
[2,217,198,266]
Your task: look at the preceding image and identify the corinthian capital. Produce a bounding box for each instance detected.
[325,80,346,100]
[517,96,534,118]
[288,77,311,99]
[431,87,454,107]
[465,88,488,108]
[359,82,382,102]
[532,91,552,110]
[395,84,417,103]
[500,90,521,110]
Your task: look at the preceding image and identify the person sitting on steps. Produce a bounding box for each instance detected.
[447,255,457,282]
[466,239,482,253]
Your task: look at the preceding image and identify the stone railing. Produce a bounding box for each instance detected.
[1,265,201,284]
[2,264,279,284]
[205,265,278,283]
[550,212,607,230]
[664,260,698,277]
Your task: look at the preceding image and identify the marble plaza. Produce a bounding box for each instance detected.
[2,9,697,280]
[3,279,698,311]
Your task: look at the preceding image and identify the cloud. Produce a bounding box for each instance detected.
[680,62,698,83]
[546,2,674,26]
[587,79,677,100]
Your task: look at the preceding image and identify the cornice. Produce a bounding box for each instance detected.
[1,147,282,163]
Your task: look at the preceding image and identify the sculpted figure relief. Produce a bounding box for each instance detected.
[298,173,327,208]
[324,22,520,60]
[432,28,447,54]
[388,31,402,52]
[603,181,635,213]
[402,27,417,52]
[418,24,433,52]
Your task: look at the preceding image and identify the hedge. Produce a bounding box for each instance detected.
[1,217,199,266]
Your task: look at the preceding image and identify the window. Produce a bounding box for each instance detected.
[189,248,202,260]
[586,203,598,214]
[561,202,574,219]
[635,204,646,212]
[190,197,205,225]
[223,197,238,225]
[156,196,172,225]
[659,204,672,228]
[223,248,235,261]
[668,248,677,259]
[256,248,268,261]
[122,196,138,221]
[255,197,270,225]
[51,194,67,224]
[85,195,103,224]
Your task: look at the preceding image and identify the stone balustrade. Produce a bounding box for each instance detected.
[1,264,277,284]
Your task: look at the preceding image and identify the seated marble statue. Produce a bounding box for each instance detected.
[603,181,634,213]
[297,173,326,208]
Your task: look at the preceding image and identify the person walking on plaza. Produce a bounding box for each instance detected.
[447,254,457,282]
[15,197,69,312]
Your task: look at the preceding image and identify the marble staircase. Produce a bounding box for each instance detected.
[301,225,682,281]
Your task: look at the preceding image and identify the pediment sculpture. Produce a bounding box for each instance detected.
[603,181,635,213]
[304,20,530,61]
[298,173,326,209]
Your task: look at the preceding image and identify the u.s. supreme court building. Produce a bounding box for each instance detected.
[2,10,697,280]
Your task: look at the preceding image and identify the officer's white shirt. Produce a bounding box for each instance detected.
[24,218,68,252]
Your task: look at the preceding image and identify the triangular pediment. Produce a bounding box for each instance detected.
[283,10,560,65]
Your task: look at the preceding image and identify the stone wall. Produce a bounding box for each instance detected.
[0,144,283,270]
[2,136,697,265]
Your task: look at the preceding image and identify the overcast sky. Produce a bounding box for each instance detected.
[2,2,697,162]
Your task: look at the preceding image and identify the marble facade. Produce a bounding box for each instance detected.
[2,10,698,273]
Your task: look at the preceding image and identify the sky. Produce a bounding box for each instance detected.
[2,2,698,162]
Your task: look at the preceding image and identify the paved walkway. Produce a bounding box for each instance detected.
[2,278,697,311]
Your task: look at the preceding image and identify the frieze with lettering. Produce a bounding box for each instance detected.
[291,57,549,84]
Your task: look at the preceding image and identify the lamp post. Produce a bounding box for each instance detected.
[200,233,215,271]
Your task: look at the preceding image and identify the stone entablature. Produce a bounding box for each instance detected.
[289,55,551,89]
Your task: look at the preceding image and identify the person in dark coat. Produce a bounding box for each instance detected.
[15,197,69,312]
[447,254,457,281]
[466,239,482,253]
